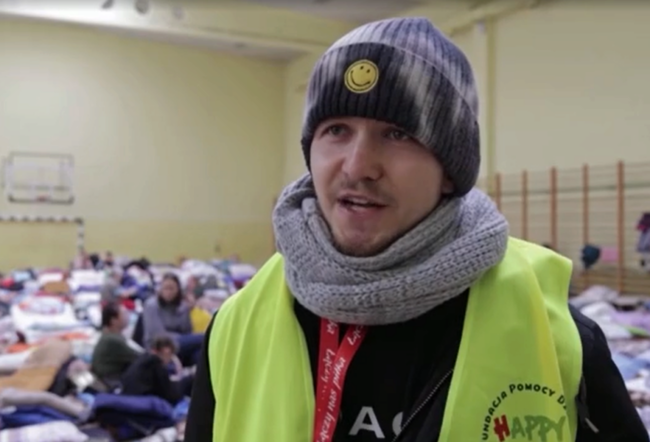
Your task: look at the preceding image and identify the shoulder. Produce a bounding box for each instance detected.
[207,257,281,331]
[178,302,192,315]
[135,353,160,368]
[93,334,110,352]
[143,297,159,311]
[568,304,605,357]
[568,304,650,439]
[97,332,125,346]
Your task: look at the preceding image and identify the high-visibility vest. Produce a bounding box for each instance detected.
[208,237,581,441]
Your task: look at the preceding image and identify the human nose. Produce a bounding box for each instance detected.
[341,133,381,182]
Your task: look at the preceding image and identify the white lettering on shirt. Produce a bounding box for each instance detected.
[349,406,386,438]
[392,412,403,436]
[347,407,404,439]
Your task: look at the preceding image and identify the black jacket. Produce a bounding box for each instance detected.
[185,291,648,442]
[121,353,185,405]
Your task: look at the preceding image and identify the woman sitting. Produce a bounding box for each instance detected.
[141,273,204,367]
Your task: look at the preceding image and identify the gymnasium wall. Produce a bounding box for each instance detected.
[491,2,650,173]
[282,52,319,186]
[449,2,650,289]
[0,18,285,270]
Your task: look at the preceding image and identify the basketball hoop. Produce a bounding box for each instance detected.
[3,152,75,205]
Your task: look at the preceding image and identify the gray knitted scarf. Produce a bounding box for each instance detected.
[273,174,510,325]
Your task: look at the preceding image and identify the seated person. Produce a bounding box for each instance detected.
[91,302,141,384]
[120,336,193,405]
[121,259,155,301]
[142,273,204,367]
[100,269,137,306]
[186,290,211,333]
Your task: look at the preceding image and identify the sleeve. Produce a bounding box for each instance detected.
[184,313,217,442]
[152,359,184,405]
[114,338,141,366]
[182,305,194,335]
[571,305,650,442]
[142,299,176,348]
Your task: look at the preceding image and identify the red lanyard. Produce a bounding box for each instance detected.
[313,319,367,442]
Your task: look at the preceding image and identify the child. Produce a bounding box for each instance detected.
[120,336,193,405]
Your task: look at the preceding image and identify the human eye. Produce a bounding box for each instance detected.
[386,128,411,141]
[324,124,347,137]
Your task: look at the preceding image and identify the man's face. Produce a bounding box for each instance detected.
[311,117,450,257]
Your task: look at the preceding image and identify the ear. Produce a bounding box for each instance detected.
[441,177,454,195]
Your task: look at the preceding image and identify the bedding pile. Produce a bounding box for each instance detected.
[11,255,650,436]
[570,285,650,433]
[0,256,257,442]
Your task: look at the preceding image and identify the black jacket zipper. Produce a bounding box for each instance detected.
[392,370,454,442]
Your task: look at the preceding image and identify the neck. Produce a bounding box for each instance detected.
[272,175,509,325]
[159,297,180,308]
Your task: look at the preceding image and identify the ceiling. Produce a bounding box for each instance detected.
[241,0,429,23]
[0,0,535,61]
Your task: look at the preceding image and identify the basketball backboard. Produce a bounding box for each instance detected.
[2,152,75,205]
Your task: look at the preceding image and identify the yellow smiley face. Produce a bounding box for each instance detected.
[344,60,379,94]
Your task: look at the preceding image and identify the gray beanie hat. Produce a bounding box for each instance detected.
[301,17,480,196]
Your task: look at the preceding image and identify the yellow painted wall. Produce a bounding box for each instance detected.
[489,2,650,273]
[0,18,285,270]
[282,52,320,185]
[492,2,650,174]
[441,3,650,276]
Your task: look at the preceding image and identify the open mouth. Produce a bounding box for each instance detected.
[338,196,386,210]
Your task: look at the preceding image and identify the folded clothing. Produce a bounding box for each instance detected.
[570,285,618,309]
[141,427,177,442]
[92,393,174,440]
[0,420,88,442]
[11,298,80,337]
[612,353,650,381]
[0,405,74,428]
[0,388,86,418]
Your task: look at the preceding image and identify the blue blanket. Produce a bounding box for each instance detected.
[1,405,73,428]
[92,393,174,440]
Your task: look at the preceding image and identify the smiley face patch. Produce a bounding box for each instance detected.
[344,59,379,94]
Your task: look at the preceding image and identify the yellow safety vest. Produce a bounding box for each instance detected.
[208,237,582,441]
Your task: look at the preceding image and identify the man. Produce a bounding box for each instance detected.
[91,301,140,383]
[121,335,193,406]
[185,17,647,442]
